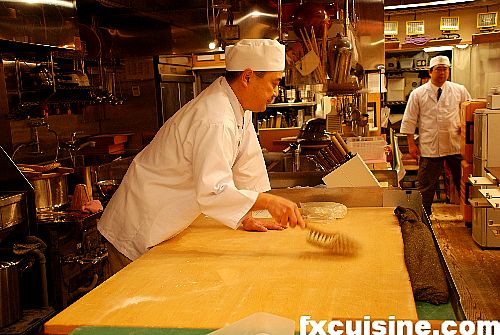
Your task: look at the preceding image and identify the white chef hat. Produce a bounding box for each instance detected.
[429,55,451,69]
[225,39,285,71]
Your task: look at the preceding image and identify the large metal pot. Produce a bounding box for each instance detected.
[0,259,22,327]
[29,172,70,211]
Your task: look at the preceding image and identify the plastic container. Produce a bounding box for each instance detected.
[300,202,348,220]
[346,136,387,163]
[399,57,414,69]
[208,312,295,335]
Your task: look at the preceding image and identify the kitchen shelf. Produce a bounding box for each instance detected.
[385,38,463,52]
[267,102,315,108]
[386,101,407,106]
[386,68,429,73]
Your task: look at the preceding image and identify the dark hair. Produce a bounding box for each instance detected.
[225,71,266,83]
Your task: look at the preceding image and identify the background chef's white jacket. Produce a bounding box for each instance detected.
[400,81,471,157]
[98,77,270,260]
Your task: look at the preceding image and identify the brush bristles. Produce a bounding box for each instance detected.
[306,225,359,255]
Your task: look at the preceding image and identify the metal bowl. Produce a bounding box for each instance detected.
[96,179,121,200]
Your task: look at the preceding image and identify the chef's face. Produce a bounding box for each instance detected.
[246,71,282,112]
[430,65,449,87]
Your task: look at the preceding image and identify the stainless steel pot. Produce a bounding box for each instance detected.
[0,259,22,327]
[29,172,70,211]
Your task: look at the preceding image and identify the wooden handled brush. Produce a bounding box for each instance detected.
[305,221,359,255]
[252,209,359,254]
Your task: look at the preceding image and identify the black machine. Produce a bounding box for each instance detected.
[0,146,109,335]
[0,146,54,335]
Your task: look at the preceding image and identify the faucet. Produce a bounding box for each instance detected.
[290,142,301,172]
[59,131,95,167]
[11,118,59,162]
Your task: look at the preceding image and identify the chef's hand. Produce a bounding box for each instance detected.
[252,193,306,229]
[241,216,285,232]
[406,134,420,160]
[408,142,420,160]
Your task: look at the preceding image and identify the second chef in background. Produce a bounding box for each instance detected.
[401,55,471,217]
[98,39,305,274]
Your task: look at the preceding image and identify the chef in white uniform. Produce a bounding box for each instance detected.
[400,55,471,216]
[98,39,305,274]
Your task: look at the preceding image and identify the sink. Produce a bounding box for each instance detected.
[265,153,398,189]
[268,171,327,188]
[59,154,135,199]
[266,153,328,188]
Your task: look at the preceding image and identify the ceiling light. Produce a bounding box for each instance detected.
[385,0,474,11]
[455,44,469,49]
[423,46,453,52]
[4,0,75,8]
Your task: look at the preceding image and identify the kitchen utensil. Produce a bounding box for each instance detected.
[22,167,73,211]
[298,118,329,141]
[96,179,121,201]
[327,33,352,84]
[17,162,61,173]
[306,221,359,255]
[333,132,353,157]
[252,209,358,254]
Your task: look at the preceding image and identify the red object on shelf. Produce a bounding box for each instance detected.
[90,134,130,146]
[291,2,331,37]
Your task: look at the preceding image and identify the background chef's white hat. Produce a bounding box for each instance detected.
[429,55,451,68]
[225,39,285,71]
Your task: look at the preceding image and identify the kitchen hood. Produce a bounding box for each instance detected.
[0,0,79,50]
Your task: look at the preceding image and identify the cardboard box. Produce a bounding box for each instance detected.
[385,57,398,70]
[461,143,473,163]
[399,57,414,69]
[460,99,486,123]
[460,180,472,202]
[387,78,405,101]
[461,121,474,145]
[461,160,473,183]
[403,72,420,98]
[387,90,405,102]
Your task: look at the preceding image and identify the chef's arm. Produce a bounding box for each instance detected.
[406,134,420,159]
[249,193,305,228]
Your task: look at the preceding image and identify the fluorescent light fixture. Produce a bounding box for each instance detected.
[423,46,453,52]
[385,0,474,11]
[455,44,469,49]
[3,0,74,8]
[234,11,277,24]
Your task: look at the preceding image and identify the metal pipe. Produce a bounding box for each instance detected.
[278,0,282,41]
[13,242,49,308]
[69,274,99,300]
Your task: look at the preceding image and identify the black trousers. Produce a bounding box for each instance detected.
[416,154,461,216]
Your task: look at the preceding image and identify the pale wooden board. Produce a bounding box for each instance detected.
[44,207,417,334]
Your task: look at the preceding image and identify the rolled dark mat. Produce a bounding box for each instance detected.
[394,206,449,304]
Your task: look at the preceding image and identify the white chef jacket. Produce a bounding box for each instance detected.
[98,77,271,260]
[400,81,471,157]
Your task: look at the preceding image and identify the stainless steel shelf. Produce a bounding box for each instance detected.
[267,102,315,108]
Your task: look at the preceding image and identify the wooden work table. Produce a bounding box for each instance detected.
[44,207,417,334]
